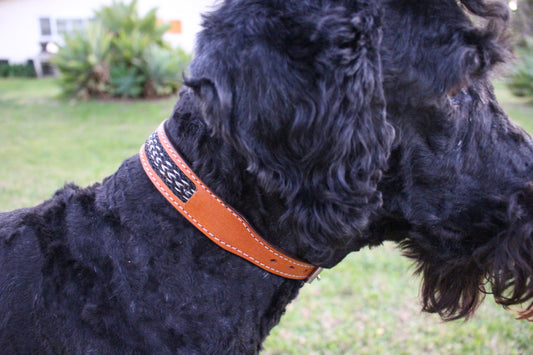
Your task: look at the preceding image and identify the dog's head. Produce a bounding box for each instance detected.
[183,0,532,321]
[186,0,394,266]
[370,0,533,321]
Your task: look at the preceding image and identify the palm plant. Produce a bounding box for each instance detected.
[54,0,189,99]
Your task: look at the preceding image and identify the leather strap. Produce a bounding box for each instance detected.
[139,122,321,281]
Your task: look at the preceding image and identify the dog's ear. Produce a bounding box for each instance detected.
[187,2,394,266]
[183,75,233,140]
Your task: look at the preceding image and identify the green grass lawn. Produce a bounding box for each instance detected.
[1,78,532,354]
[0,78,172,209]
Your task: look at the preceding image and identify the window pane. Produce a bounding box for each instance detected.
[56,19,67,35]
[39,18,51,36]
[73,19,82,30]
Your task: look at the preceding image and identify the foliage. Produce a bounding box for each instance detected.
[507,38,533,98]
[53,0,190,99]
[143,45,191,97]
[0,62,37,78]
[95,1,168,47]
[0,63,7,78]
[110,63,144,98]
[511,0,533,45]
[53,23,111,98]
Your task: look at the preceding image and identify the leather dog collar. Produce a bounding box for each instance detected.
[139,121,322,282]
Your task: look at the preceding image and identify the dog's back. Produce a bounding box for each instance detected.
[0,185,118,353]
[0,208,44,353]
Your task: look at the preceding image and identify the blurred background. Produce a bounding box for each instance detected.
[0,0,220,98]
[0,0,216,74]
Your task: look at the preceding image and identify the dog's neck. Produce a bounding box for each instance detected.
[94,92,309,351]
[162,92,294,256]
[140,121,321,281]
[162,91,362,270]
[163,91,329,267]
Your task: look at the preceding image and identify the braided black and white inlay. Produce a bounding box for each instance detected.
[145,131,196,203]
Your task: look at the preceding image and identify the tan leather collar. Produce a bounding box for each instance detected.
[140,121,322,282]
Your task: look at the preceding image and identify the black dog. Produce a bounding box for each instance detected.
[0,0,531,353]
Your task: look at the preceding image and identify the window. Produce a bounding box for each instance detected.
[72,19,84,31]
[39,18,51,36]
[56,19,67,35]
[55,18,88,36]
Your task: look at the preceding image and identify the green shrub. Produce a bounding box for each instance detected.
[54,23,112,98]
[54,0,190,99]
[95,1,168,47]
[507,38,533,98]
[0,62,37,78]
[0,63,9,78]
[143,45,191,97]
[110,62,144,98]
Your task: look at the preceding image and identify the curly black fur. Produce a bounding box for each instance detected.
[185,0,393,266]
[371,0,533,321]
[0,0,391,353]
[0,0,532,353]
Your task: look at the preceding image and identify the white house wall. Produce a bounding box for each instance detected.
[0,0,218,64]
[0,0,113,63]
